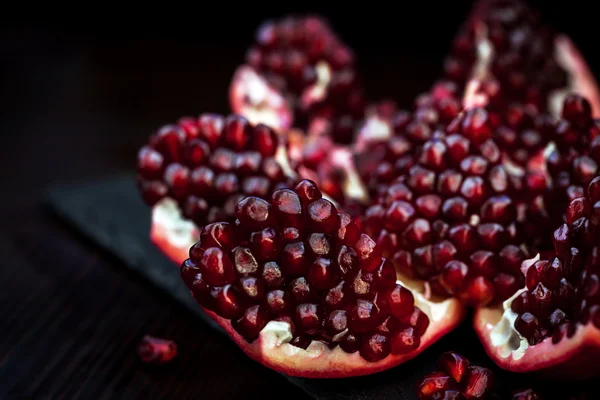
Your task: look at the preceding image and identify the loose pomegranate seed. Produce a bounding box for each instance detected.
[137,113,293,228]
[137,335,177,365]
[180,180,428,362]
[417,352,494,400]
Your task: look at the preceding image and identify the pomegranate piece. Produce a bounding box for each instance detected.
[180,180,463,377]
[137,113,294,232]
[513,177,600,345]
[137,335,177,365]
[231,15,366,143]
[417,352,494,400]
[475,174,600,378]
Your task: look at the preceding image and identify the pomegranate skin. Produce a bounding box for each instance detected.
[474,307,600,379]
[199,303,464,378]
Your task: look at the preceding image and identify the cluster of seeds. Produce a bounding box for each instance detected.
[136,113,293,227]
[180,180,430,362]
[512,175,600,345]
[246,15,365,141]
[363,107,529,306]
[444,0,568,112]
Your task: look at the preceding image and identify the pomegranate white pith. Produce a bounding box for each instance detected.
[200,279,463,378]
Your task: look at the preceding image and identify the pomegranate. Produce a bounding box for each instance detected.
[230,15,366,143]
[473,94,600,379]
[179,180,463,377]
[137,113,297,264]
[475,174,600,378]
[137,335,178,364]
[416,352,495,399]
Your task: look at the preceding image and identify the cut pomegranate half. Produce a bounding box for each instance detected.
[138,113,297,264]
[229,15,366,143]
[179,180,464,377]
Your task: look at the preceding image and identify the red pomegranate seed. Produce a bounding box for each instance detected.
[462,366,495,399]
[417,372,458,398]
[137,335,177,365]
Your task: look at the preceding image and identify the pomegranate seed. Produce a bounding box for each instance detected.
[233,246,259,275]
[261,261,285,289]
[266,290,290,314]
[462,366,495,399]
[233,305,270,341]
[307,199,340,233]
[199,247,236,286]
[295,303,321,333]
[137,146,165,179]
[562,93,592,129]
[235,196,272,230]
[214,284,245,319]
[237,276,265,303]
[325,309,348,335]
[440,261,469,295]
[137,335,177,365]
[437,352,470,383]
[359,333,391,362]
[386,284,415,317]
[391,327,420,355]
[250,227,279,261]
[417,372,458,398]
[271,189,303,227]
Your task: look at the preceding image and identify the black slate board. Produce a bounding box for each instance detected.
[44,173,587,400]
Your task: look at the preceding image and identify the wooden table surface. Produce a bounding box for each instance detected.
[1,5,599,399]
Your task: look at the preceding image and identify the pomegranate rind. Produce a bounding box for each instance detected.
[200,299,465,378]
[474,307,600,379]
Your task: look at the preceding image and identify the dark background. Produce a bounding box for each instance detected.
[1,1,598,398]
